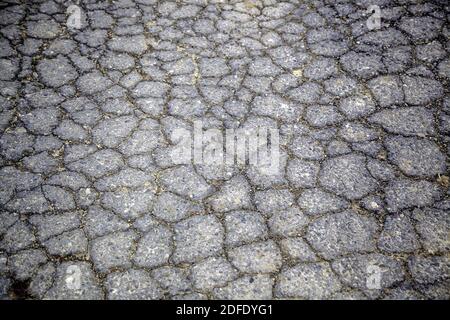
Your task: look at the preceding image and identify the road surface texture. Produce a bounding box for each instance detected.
[0,0,449,300]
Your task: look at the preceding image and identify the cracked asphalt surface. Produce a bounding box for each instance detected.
[0,0,449,300]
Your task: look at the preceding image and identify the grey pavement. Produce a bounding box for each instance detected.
[0,0,449,300]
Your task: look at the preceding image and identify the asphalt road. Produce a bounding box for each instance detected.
[0,0,448,300]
